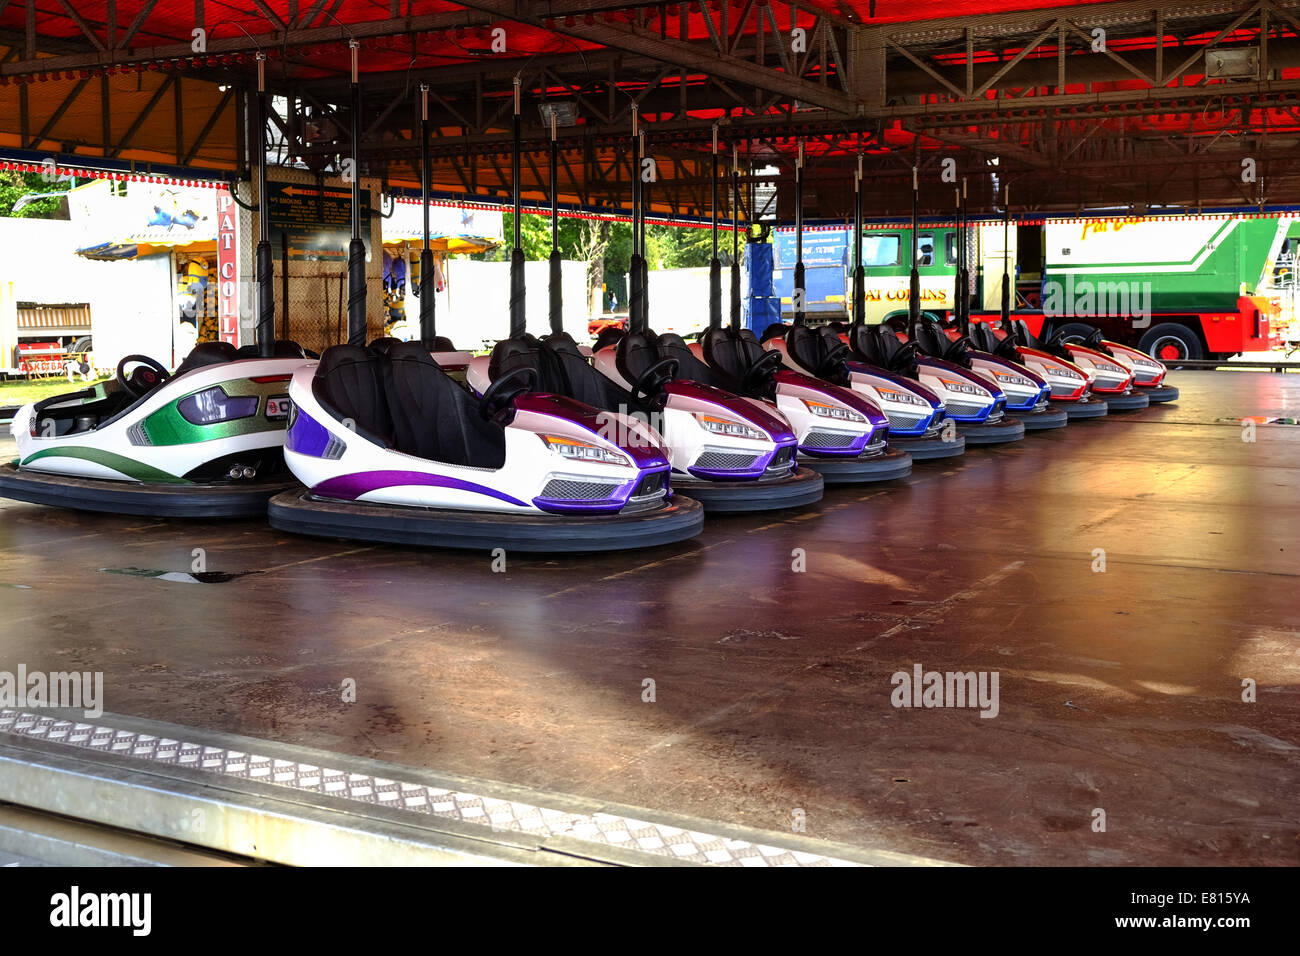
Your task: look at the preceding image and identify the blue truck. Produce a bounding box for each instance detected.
[771,227,851,321]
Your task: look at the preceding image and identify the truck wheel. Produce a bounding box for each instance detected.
[1055,322,1098,345]
[71,336,92,354]
[1138,324,1203,364]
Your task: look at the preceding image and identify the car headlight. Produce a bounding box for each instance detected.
[938,378,988,397]
[1048,367,1084,381]
[1097,363,1126,375]
[803,399,866,423]
[540,434,631,467]
[876,387,928,407]
[992,371,1034,388]
[694,414,766,441]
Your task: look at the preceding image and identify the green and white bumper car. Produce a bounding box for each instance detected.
[1,341,312,517]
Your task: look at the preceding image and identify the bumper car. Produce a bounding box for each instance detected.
[1,341,311,517]
[845,323,1025,445]
[268,343,704,552]
[908,319,1068,431]
[595,328,912,484]
[469,333,822,513]
[1003,318,1149,411]
[1075,326,1179,403]
[762,322,965,460]
[967,320,1109,420]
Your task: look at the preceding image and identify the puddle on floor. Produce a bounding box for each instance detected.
[99,567,259,585]
[1219,416,1299,425]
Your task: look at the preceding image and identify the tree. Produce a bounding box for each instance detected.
[0,170,72,219]
[474,212,716,316]
[573,218,612,316]
[646,222,717,269]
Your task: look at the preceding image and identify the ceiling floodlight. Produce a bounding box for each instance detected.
[1206,48,1259,80]
[538,101,578,127]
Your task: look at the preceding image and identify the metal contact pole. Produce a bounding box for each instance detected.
[508,76,525,339]
[279,231,288,341]
[958,177,971,334]
[628,107,644,334]
[346,41,366,347]
[793,140,805,326]
[1001,183,1012,328]
[954,187,965,335]
[255,53,274,356]
[418,83,435,347]
[708,124,721,330]
[852,152,864,327]
[639,130,649,329]
[908,165,921,328]
[548,111,563,336]
[730,143,741,331]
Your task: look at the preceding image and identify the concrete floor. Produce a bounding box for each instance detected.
[1,370,1298,866]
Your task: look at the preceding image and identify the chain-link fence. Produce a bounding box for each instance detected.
[232,171,385,354]
[267,238,384,354]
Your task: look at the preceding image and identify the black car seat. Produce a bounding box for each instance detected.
[969,321,1001,354]
[385,342,507,469]
[784,323,851,384]
[848,323,919,375]
[235,340,313,359]
[911,318,971,365]
[275,339,312,358]
[663,330,743,392]
[541,331,637,410]
[847,322,880,364]
[488,334,565,395]
[909,319,949,359]
[615,330,666,389]
[367,334,459,353]
[1082,326,1115,356]
[312,345,393,447]
[1020,318,1046,348]
[759,322,791,343]
[592,325,627,354]
[698,327,775,395]
[175,341,239,375]
[877,325,922,372]
[1014,318,1071,358]
[613,330,714,400]
[982,322,1023,361]
[487,336,535,379]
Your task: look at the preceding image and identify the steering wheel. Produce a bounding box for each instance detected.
[816,341,852,380]
[116,354,171,398]
[630,357,679,406]
[946,335,974,360]
[478,365,538,421]
[889,339,921,372]
[741,349,785,395]
[1043,329,1071,358]
[1083,327,1114,356]
[992,331,1021,358]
